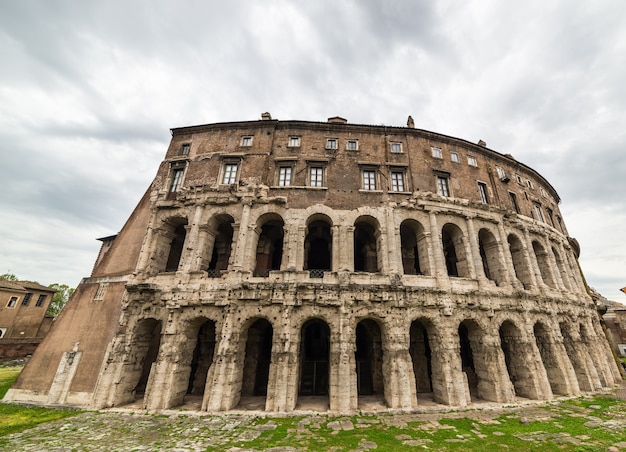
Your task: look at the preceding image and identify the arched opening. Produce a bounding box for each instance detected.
[299,319,330,397]
[355,319,384,396]
[507,234,532,289]
[354,217,380,272]
[304,217,332,275]
[241,319,273,398]
[458,321,481,401]
[552,246,571,290]
[580,324,608,387]
[400,220,430,275]
[131,319,162,401]
[165,220,188,272]
[254,215,284,277]
[410,320,432,395]
[533,240,556,288]
[478,228,503,285]
[533,322,567,395]
[499,320,534,399]
[207,215,234,277]
[186,320,216,397]
[442,223,469,277]
[560,322,595,391]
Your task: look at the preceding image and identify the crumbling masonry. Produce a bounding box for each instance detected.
[5,116,621,412]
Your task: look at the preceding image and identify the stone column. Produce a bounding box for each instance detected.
[521,228,541,293]
[428,211,450,289]
[385,206,401,274]
[180,206,204,272]
[469,332,516,403]
[265,309,299,412]
[329,311,357,412]
[345,226,355,273]
[383,325,417,410]
[494,222,515,288]
[231,202,252,271]
[464,216,485,286]
[195,226,216,272]
[331,225,341,272]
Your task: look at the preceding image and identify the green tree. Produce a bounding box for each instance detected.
[47,284,75,318]
[0,273,18,281]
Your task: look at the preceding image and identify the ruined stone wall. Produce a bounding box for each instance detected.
[5,117,620,412]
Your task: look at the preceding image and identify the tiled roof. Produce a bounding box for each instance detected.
[0,279,56,293]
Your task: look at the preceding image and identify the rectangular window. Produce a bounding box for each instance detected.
[326,138,337,150]
[515,174,523,184]
[7,296,18,308]
[391,142,402,153]
[310,166,324,187]
[222,163,239,184]
[534,203,545,222]
[288,136,300,147]
[509,192,520,213]
[180,144,190,155]
[347,140,358,151]
[362,170,377,190]
[35,294,46,307]
[21,293,32,306]
[94,283,108,301]
[437,175,450,197]
[450,152,460,163]
[431,147,442,159]
[391,171,405,192]
[478,182,489,204]
[278,166,292,187]
[241,136,253,147]
[496,166,506,179]
[468,155,478,167]
[546,208,555,227]
[527,179,534,189]
[169,168,184,192]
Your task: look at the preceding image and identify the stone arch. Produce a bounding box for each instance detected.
[206,214,234,277]
[499,320,537,399]
[551,246,571,290]
[355,318,385,398]
[409,319,433,394]
[253,213,285,276]
[507,233,532,289]
[129,318,162,402]
[559,321,598,392]
[304,214,333,273]
[442,223,469,277]
[354,216,381,273]
[580,323,609,387]
[400,219,431,275]
[162,216,188,272]
[299,318,330,397]
[240,318,273,398]
[478,228,504,286]
[532,240,556,288]
[533,321,568,395]
[458,319,491,401]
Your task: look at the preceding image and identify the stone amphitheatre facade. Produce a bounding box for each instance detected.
[6,115,621,413]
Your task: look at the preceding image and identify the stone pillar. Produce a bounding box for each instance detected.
[331,225,341,272]
[470,333,516,403]
[329,312,357,412]
[464,216,485,286]
[180,206,203,272]
[203,314,242,411]
[383,326,417,410]
[265,310,299,412]
[231,202,252,271]
[521,228,541,292]
[385,206,401,274]
[427,324,469,406]
[195,226,216,272]
[428,211,450,288]
[494,222,515,288]
[536,324,581,396]
[345,226,355,273]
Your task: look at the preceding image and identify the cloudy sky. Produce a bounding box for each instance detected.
[1,0,625,301]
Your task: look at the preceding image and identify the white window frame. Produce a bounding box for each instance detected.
[391,142,403,153]
[390,171,406,192]
[534,204,545,222]
[169,168,185,193]
[240,136,253,147]
[326,138,338,150]
[7,296,18,308]
[450,152,460,163]
[431,147,443,159]
[222,162,239,184]
[278,166,292,187]
[309,166,324,187]
[436,175,450,197]
[467,155,478,167]
[478,181,489,204]
[496,166,506,179]
[180,143,190,155]
[362,169,377,190]
[346,140,359,151]
[288,136,301,148]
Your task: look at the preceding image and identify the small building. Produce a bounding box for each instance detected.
[603,302,626,357]
[0,280,56,359]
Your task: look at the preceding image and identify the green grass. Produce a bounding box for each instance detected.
[0,366,81,437]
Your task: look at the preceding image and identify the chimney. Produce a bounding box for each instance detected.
[261,112,272,120]
[327,116,347,124]
[478,139,486,147]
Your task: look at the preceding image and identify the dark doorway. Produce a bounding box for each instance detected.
[299,319,330,395]
[187,320,216,395]
[410,320,432,393]
[241,319,273,396]
[133,319,162,396]
[355,319,384,395]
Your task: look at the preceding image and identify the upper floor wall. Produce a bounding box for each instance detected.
[156,117,567,236]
